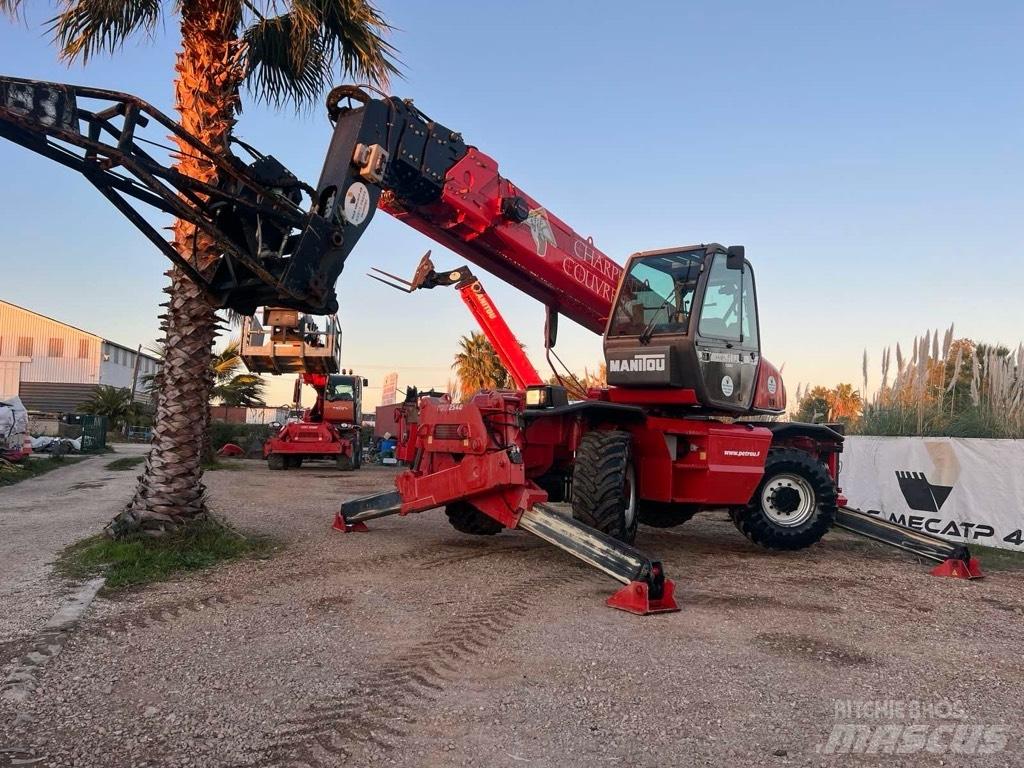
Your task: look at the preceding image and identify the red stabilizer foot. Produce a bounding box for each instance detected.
[930,557,984,580]
[332,512,369,533]
[606,579,680,615]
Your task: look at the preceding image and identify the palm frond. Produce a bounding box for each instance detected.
[0,0,27,19]
[47,0,163,62]
[243,0,399,108]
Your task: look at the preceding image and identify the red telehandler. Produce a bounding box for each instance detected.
[0,77,982,616]
[238,309,366,470]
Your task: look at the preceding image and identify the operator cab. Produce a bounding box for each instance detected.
[321,372,366,426]
[604,244,761,413]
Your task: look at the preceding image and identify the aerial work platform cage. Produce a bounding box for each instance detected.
[240,309,342,375]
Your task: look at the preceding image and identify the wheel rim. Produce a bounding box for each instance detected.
[623,462,637,529]
[761,472,816,527]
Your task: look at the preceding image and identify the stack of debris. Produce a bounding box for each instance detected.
[0,396,30,462]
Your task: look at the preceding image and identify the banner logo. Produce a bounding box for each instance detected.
[895,470,954,513]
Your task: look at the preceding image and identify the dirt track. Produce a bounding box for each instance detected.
[1,458,1022,767]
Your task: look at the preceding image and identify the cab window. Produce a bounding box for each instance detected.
[698,254,758,346]
[608,250,703,338]
[326,379,354,401]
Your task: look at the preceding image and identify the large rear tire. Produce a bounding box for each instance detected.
[730,447,837,550]
[571,430,638,544]
[445,502,503,536]
[638,502,699,529]
[336,452,354,471]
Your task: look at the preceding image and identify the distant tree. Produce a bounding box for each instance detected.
[213,374,267,407]
[211,338,242,385]
[452,333,512,396]
[548,363,607,400]
[795,383,862,424]
[795,385,832,423]
[79,386,133,430]
[829,383,863,423]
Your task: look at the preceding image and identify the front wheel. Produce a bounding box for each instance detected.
[638,502,699,529]
[730,447,837,550]
[267,453,286,471]
[571,430,638,544]
[445,502,503,536]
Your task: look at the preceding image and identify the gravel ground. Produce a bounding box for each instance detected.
[1,456,1022,767]
[0,445,149,648]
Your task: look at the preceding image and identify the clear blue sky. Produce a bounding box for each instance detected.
[1,1,1021,408]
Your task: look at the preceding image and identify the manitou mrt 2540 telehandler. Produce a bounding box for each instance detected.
[0,77,982,615]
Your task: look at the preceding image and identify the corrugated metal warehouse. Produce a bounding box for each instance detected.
[0,299,160,413]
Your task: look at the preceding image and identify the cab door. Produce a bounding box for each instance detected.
[693,253,760,411]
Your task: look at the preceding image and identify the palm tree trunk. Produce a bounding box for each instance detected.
[107,0,242,537]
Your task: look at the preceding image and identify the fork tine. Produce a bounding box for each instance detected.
[366,271,414,293]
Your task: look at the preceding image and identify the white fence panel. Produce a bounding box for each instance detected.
[842,436,1024,553]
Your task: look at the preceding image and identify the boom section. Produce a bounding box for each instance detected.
[325,88,621,334]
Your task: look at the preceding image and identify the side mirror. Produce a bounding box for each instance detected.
[726,245,745,271]
[545,305,559,349]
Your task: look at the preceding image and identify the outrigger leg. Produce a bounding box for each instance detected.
[334,491,679,615]
[835,506,984,580]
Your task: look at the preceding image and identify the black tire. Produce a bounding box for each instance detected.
[286,456,303,469]
[571,430,638,544]
[730,447,837,550]
[352,443,362,470]
[336,452,354,471]
[638,501,699,529]
[445,502,503,536]
[535,471,569,503]
[267,453,286,471]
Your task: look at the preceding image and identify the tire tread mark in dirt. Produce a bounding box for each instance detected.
[70,540,527,643]
[245,569,589,768]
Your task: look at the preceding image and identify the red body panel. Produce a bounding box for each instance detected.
[593,387,700,407]
[751,358,786,413]
[628,419,772,506]
[263,421,355,458]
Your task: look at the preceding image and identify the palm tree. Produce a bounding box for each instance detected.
[2,1,397,536]
[79,386,134,431]
[213,374,267,407]
[452,332,512,397]
[828,383,863,423]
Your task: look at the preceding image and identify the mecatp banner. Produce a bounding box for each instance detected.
[841,436,1024,553]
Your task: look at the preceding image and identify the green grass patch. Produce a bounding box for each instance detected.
[105,456,146,471]
[966,543,1024,573]
[57,518,276,591]
[0,455,87,487]
[202,458,245,471]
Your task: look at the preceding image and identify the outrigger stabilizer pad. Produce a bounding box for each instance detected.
[930,554,984,580]
[332,512,369,533]
[607,579,680,615]
[333,490,404,533]
[606,563,680,615]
